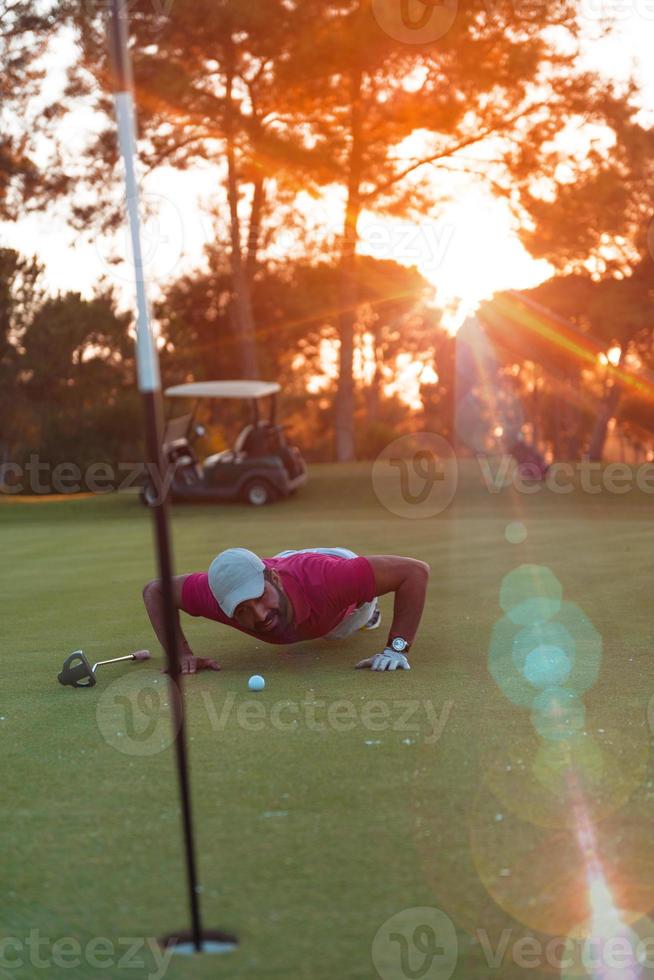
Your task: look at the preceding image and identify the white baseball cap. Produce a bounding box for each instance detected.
[208,548,266,618]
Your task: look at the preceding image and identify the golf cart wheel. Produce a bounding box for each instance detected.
[242,479,276,506]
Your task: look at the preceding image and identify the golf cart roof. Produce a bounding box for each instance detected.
[165,380,281,400]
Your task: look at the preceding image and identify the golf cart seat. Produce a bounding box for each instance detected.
[162,414,203,484]
[204,448,246,466]
[203,422,275,467]
[235,421,277,458]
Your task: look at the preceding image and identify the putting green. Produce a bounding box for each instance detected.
[2,462,653,979]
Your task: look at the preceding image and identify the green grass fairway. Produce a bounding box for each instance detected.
[2,462,654,979]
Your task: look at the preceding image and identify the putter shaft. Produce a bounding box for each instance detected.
[92,654,137,672]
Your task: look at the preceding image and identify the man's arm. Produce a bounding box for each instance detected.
[142,575,221,675]
[356,555,430,670]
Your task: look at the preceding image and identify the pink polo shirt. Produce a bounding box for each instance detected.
[180,552,376,645]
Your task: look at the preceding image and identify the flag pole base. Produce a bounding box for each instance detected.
[159,929,238,955]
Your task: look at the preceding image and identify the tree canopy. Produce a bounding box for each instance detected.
[51,0,652,459]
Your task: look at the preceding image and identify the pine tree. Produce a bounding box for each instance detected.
[0,0,59,218]
[282,0,650,459]
[60,0,304,377]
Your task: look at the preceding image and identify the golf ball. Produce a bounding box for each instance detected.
[248,675,265,692]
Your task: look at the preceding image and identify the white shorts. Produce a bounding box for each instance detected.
[272,547,378,640]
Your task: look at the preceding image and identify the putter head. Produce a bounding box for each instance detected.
[58,650,96,688]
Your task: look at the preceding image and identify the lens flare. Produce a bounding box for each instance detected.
[559,770,645,980]
[505,521,528,544]
[531,687,586,742]
[500,565,563,627]
[560,917,654,980]
[479,721,649,832]
[420,553,654,969]
[489,603,602,707]
[524,644,572,687]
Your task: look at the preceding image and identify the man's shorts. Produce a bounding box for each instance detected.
[272,547,378,640]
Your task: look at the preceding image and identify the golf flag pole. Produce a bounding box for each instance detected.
[107,0,205,953]
[107,5,158,395]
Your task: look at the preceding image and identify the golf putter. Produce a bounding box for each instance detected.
[57,650,151,688]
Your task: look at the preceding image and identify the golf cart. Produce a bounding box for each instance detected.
[143,380,307,506]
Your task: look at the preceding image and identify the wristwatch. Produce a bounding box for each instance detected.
[390,637,410,654]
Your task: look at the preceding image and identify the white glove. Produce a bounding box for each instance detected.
[356,648,411,671]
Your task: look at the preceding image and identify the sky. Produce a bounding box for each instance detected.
[2,5,653,332]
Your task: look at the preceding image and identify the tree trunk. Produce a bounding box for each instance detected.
[246,168,265,286]
[334,63,364,462]
[224,35,259,379]
[335,241,360,460]
[531,373,539,450]
[365,319,384,423]
[554,384,562,459]
[0,439,8,489]
[588,381,622,461]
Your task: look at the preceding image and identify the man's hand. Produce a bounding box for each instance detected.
[355,647,411,671]
[162,655,221,675]
[182,655,221,675]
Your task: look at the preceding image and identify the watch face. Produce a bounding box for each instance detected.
[391,637,407,653]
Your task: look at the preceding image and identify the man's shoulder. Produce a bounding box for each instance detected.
[265,551,347,569]
[181,570,209,589]
[270,552,374,599]
[265,551,344,581]
[179,571,226,620]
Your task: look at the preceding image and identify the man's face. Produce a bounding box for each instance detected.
[233,572,292,635]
